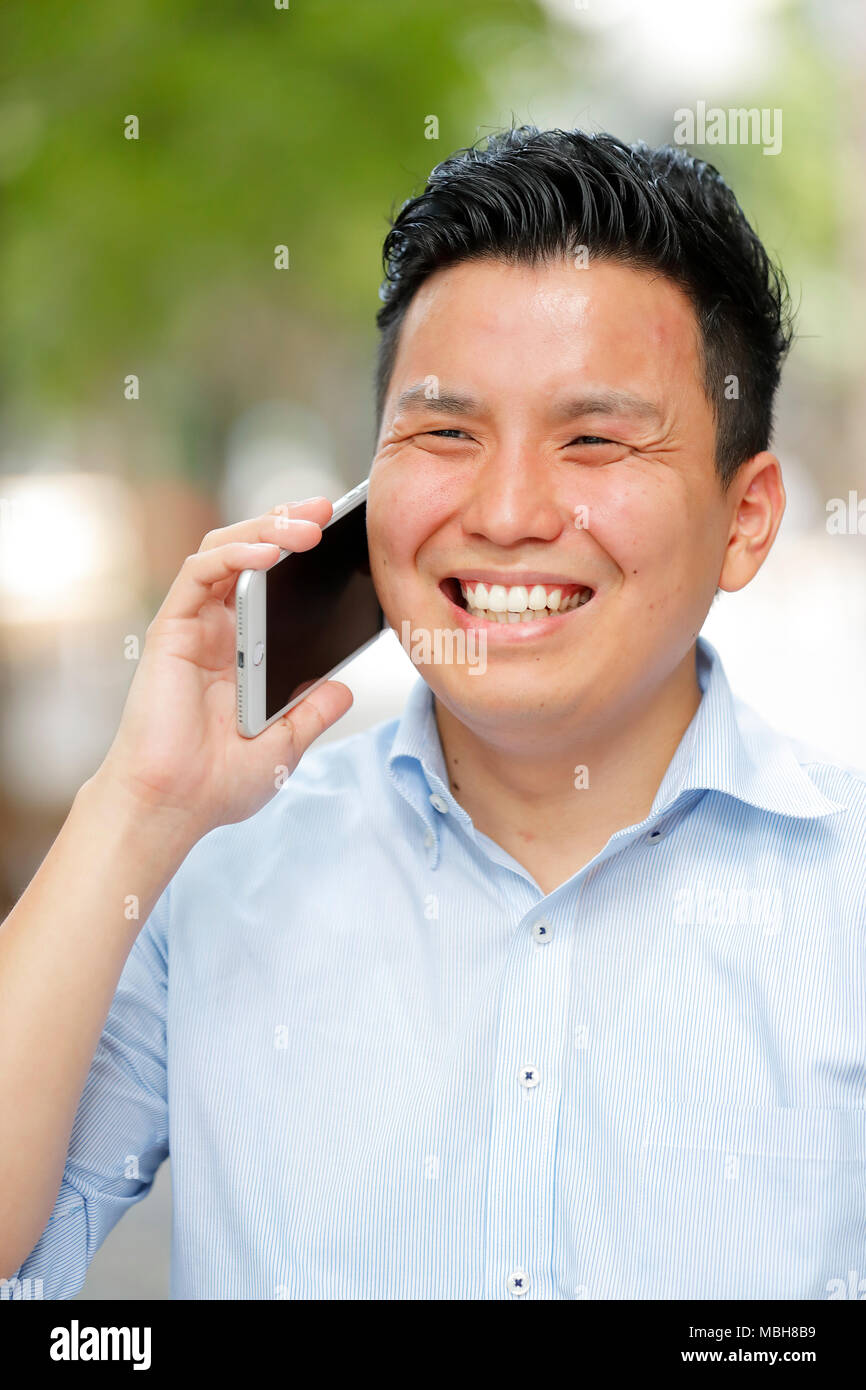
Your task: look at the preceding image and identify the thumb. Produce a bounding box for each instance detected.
[259,679,354,775]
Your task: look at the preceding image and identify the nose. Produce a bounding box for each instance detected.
[459,447,565,548]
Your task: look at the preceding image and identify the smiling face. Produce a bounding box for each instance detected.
[367,256,781,743]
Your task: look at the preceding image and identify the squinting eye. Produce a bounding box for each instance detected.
[568,435,614,446]
[424,429,469,439]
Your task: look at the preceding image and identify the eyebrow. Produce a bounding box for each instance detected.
[548,389,663,426]
[394,384,481,415]
[394,382,662,425]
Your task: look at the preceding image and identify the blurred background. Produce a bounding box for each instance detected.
[1,0,864,1298]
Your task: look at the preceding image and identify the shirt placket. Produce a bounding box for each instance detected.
[483,897,577,1299]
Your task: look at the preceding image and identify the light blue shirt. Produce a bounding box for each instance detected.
[10,636,866,1300]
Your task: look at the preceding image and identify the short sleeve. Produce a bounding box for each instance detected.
[7,883,171,1300]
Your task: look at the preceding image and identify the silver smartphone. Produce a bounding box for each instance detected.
[235,479,385,737]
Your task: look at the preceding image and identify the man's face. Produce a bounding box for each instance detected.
[367,256,741,740]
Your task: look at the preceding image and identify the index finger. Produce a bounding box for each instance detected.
[199,498,333,552]
[154,541,280,623]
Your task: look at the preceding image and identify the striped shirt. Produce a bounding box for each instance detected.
[10,635,866,1300]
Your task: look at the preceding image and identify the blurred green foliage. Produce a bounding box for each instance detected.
[0,0,551,417]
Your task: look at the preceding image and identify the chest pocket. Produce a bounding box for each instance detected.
[631,1105,866,1299]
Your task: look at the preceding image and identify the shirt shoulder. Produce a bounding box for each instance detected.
[178,711,407,886]
[726,693,866,910]
[771,723,866,911]
[777,724,866,808]
[732,692,866,800]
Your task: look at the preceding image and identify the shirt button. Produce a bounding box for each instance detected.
[646,824,665,843]
[423,829,434,849]
[507,1269,530,1296]
[531,918,553,944]
[518,1064,540,1089]
[429,793,449,814]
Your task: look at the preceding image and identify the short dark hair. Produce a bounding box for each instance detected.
[375,126,794,488]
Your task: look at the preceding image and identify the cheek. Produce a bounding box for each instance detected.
[369,452,461,566]
[367,455,458,601]
[582,469,683,574]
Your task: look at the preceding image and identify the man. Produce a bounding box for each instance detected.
[2,127,864,1301]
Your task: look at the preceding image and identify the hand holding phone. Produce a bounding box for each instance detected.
[236,479,384,737]
[96,497,354,844]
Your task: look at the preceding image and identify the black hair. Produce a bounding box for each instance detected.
[375,126,793,488]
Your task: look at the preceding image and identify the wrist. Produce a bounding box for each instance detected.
[76,766,202,868]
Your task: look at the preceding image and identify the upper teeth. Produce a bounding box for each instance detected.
[459,581,591,615]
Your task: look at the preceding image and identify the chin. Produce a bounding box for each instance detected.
[430,666,577,721]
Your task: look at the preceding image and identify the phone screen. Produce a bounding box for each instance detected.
[265,500,384,720]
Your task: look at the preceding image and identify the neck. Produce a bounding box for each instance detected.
[433,645,703,894]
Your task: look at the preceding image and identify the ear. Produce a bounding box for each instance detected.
[717,451,785,593]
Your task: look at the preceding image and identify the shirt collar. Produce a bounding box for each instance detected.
[386,671,473,861]
[649,636,845,820]
[386,635,845,851]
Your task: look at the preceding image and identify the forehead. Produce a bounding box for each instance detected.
[388,256,704,407]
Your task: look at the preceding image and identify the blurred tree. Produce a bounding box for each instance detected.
[0,0,555,478]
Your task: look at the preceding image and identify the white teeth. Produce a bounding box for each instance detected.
[466,604,571,623]
[459,580,593,621]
